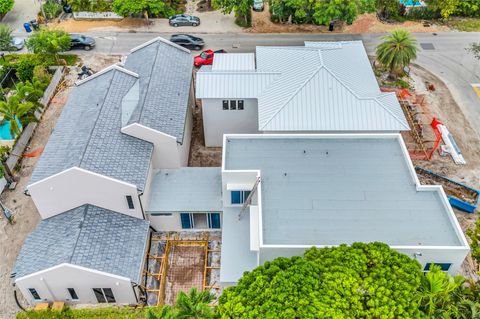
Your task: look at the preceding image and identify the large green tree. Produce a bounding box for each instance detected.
[313,0,358,25]
[0,0,13,16]
[375,29,417,78]
[213,0,252,26]
[25,29,71,62]
[217,242,424,318]
[425,0,459,18]
[112,0,175,19]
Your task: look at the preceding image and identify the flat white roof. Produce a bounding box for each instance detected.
[223,134,467,247]
[147,167,222,212]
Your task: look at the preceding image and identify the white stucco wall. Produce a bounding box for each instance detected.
[202,98,258,147]
[122,116,191,169]
[148,213,182,231]
[180,106,193,166]
[15,264,136,305]
[221,171,258,207]
[27,167,143,220]
[147,211,222,231]
[258,245,469,275]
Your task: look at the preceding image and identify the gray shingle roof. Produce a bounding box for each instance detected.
[124,38,193,143]
[12,205,150,283]
[29,67,154,190]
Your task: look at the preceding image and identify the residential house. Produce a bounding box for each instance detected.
[12,37,194,305]
[220,134,469,286]
[195,41,410,146]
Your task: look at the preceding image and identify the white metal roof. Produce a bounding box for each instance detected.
[212,53,256,71]
[195,71,280,99]
[196,41,409,132]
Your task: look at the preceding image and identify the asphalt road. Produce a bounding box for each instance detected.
[82,31,480,137]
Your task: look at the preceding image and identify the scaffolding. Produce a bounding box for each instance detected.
[382,88,441,160]
[142,231,221,306]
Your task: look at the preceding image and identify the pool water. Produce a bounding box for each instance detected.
[399,0,423,6]
[0,119,21,140]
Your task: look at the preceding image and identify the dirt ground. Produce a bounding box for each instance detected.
[408,64,480,278]
[248,8,449,33]
[164,245,205,305]
[0,54,121,319]
[188,103,222,167]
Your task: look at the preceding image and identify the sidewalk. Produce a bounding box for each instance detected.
[53,11,242,34]
[2,0,40,33]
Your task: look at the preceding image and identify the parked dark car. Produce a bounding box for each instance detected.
[170,34,204,50]
[69,34,96,51]
[169,14,200,27]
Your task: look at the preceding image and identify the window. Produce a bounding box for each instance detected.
[223,100,245,110]
[126,195,134,209]
[93,288,116,303]
[231,190,251,205]
[68,288,79,300]
[181,213,194,229]
[424,263,452,272]
[222,100,229,110]
[28,288,41,300]
[208,213,221,229]
[103,288,116,303]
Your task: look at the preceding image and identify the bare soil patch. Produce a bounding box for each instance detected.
[345,13,448,33]
[51,18,148,33]
[189,103,222,167]
[407,64,480,278]
[164,245,205,305]
[248,9,448,33]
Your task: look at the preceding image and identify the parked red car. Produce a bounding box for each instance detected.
[194,49,227,67]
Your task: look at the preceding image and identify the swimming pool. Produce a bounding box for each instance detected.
[0,118,21,141]
[399,0,424,6]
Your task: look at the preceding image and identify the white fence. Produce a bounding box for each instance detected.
[73,12,123,20]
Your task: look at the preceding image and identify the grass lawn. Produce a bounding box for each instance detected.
[446,17,480,31]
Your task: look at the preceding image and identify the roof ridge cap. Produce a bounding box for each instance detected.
[129,36,191,54]
[322,66,409,129]
[68,205,90,265]
[260,66,322,130]
[75,64,138,86]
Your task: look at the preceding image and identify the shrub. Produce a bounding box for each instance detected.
[25,29,71,62]
[14,55,42,82]
[16,307,147,319]
[0,23,12,51]
[41,0,63,19]
[33,65,52,86]
[357,0,376,13]
[70,0,111,12]
[218,242,424,318]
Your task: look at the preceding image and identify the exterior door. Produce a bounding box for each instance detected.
[180,213,194,229]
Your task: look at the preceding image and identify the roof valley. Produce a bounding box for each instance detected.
[67,204,90,264]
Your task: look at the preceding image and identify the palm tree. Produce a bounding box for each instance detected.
[417,265,464,318]
[175,288,215,319]
[0,95,35,137]
[376,29,417,79]
[146,305,176,319]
